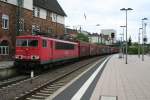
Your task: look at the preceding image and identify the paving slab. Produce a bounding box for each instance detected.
[90,54,150,100]
[0,61,14,69]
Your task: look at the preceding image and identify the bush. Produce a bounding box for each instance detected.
[124,43,150,54]
[75,33,89,42]
[128,46,139,54]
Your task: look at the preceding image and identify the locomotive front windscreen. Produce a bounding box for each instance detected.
[16,39,38,47]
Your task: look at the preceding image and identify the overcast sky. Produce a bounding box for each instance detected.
[58,0,150,42]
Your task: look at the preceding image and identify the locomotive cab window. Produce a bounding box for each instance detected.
[28,40,38,47]
[16,39,38,47]
[42,40,47,48]
[55,42,75,50]
[16,39,27,47]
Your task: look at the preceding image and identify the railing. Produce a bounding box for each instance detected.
[0,46,9,55]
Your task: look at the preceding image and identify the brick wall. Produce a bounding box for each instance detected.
[32,17,64,36]
[0,2,65,61]
[0,2,16,60]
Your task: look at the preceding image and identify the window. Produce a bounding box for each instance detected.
[0,40,9,55]
[33,7,35,16]
[37,8,40,17]
[42,40,47,48]
[19,18,24,32]
[52,13,57,22]
[0,46,9,55]
[32,25,40,34]
[16,39,38,47]
[28,40,38,47]
[32,25,36,34]
[47,28,52,34]
[47,11,52,19]
[2,14,9,30]
[33,7,41,18]
[36,25,40,32]
[16,39,27,47]
[55,42,75,50]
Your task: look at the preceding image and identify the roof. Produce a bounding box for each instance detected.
[33,0,67,16]
[89,33,100,36]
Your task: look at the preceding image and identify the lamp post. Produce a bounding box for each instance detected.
[120,8,133,64]
[120,26,126,41]
[100,33,103,44]
[96,24,101,44]
[141,18,148,61]
[119,33,123,58]
[120,25,126,58]
[138,27,142,58]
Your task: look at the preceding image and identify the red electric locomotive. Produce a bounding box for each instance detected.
[15,35,78,69]
[14,35,119,70]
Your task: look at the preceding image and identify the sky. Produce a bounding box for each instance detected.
[57,0,150,42]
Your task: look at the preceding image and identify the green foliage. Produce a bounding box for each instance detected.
[127,43,149,54]
[132,42,138,46]
[128,36,132,46]
[75,33,89,42]
[95,42,105,45]
[128,46,139,54]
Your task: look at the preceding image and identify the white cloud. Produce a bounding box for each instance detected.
[58,0,150,42]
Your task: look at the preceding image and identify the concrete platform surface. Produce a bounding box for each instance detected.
[90,55,150,100]
[0,61,14,69]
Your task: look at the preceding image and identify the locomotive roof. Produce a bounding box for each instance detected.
[16,35,77,45]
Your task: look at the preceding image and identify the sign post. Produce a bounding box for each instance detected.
[30,70,34,83]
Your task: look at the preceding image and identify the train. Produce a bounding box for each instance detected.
[14,35,119,70]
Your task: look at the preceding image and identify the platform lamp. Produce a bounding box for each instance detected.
[138,27,142,58]
[120,25,126,58]
[119,33,123,58]
[120,8,133,64]
[96,24,101,44]
[141,18,148,61]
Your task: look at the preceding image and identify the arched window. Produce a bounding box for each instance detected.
[0,40,9,55]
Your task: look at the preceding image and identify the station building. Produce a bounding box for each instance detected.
[0,0,66,60]
[101,29,117,45]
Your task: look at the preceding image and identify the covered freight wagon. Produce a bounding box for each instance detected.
[78,41,90,57]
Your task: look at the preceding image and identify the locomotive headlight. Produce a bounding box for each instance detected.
[15,55,22,59]
[31,55,39,60]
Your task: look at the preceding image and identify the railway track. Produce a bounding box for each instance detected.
[0,75,29,90]
[0,69,47,90]
[16,56,107,100]
[0,56,107,100]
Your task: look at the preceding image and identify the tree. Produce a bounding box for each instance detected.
[128,36,132,46]
[75,33,89,42]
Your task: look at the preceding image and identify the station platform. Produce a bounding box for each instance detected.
[0,61,14,69]
[0,61,15,79]
[47,54,150,100]
[90,55,150,100]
